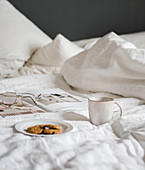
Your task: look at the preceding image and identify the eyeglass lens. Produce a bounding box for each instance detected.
[2,92,17,105]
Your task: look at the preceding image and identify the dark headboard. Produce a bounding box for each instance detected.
[8,0,145,41]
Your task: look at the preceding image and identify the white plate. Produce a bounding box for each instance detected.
[15,119,74,137]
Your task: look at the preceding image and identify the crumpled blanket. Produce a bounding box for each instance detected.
[61,32,145,100]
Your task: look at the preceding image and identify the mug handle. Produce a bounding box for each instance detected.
[114,102,122,116]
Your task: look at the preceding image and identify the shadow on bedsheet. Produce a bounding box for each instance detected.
[60,111,89,121]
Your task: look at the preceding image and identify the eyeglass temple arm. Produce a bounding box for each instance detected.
[22,96,37,105]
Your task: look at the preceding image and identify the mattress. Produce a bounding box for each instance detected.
[0,73,145,170]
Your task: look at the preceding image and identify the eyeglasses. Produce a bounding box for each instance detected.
[0,92,36,107]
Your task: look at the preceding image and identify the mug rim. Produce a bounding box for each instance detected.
[88,97,114,103]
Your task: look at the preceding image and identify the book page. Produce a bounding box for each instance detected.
[27,88,87,112]
[0,101,46,117]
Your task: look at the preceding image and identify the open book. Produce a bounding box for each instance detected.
[30,88,87,112]
[0,88,87,117]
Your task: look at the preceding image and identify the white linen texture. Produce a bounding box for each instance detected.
[61,32,145,100]
[0,0,52,78]
[30,34,84,67]
[75,31,145,50]
[0,74,145,170]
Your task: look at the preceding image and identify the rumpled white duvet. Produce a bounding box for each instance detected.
[61,32,145,101]
[0,73,145,170]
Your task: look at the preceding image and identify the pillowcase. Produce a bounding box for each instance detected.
[30,34,84,67]
[0,0,52,78]
[61,32,145,100]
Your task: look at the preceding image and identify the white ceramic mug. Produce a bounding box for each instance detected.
[88,97,122,126]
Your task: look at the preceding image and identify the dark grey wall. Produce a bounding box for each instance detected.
[8,0,145,40]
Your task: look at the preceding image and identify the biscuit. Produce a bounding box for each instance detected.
[44,124,62,130]
[43,128,62,134]
[26,125,43,134]
[26,124,62,135]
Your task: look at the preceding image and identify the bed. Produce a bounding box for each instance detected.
[0,0,145,169]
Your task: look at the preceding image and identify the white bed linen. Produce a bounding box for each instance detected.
[62,32,145,100]
[75,31,145,50]
[30,34,83,67]
[0,74,145,170]
[7,31,145,78]
[0,0,51,78]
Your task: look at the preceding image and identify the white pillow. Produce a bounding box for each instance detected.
[30,34,84,67]
[61,32,145,100]
[0,0,52,78]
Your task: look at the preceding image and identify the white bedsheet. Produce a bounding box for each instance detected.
[0,74,145,170]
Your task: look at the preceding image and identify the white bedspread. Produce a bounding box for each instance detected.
[0,74,145,170]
